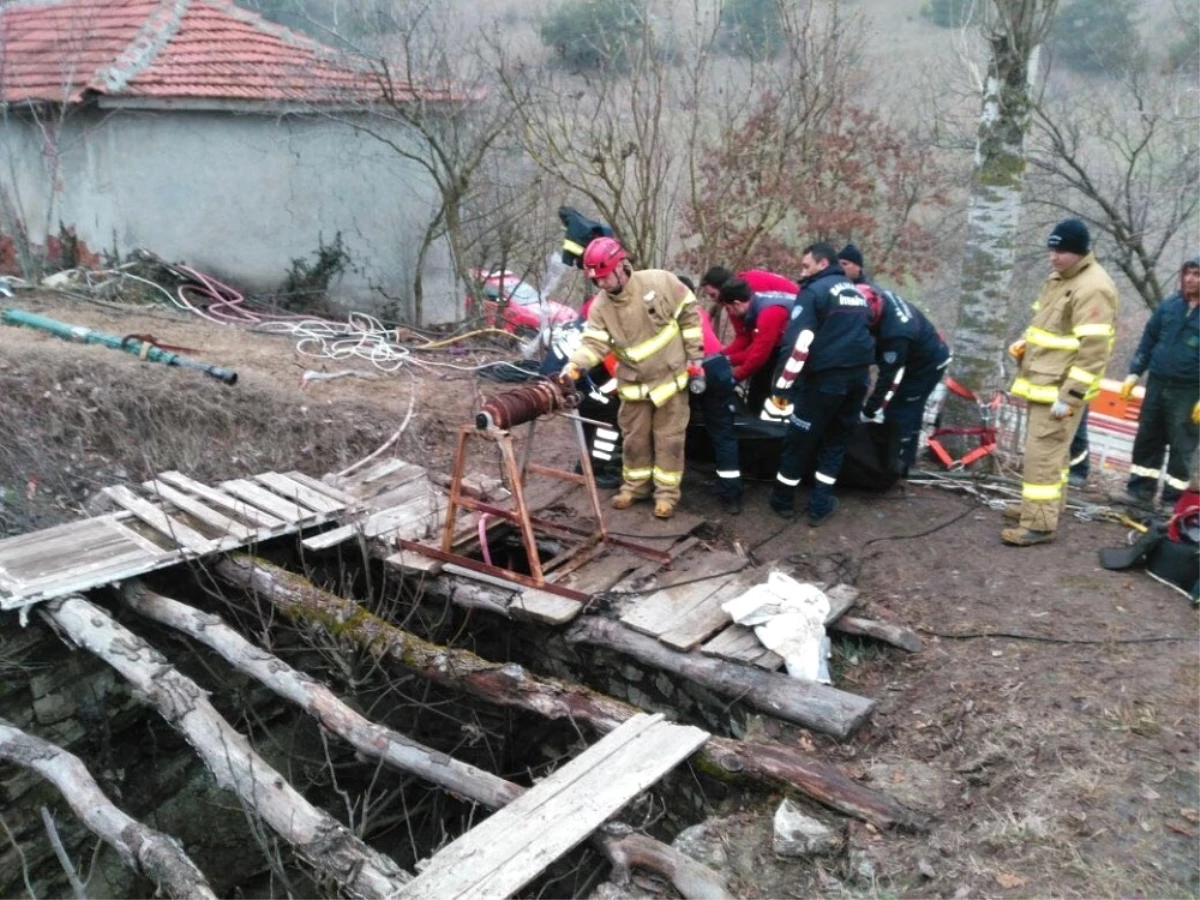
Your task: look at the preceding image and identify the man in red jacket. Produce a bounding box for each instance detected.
[700,266,799,404]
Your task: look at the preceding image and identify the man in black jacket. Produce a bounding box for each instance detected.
[861,287,951,477]
[763,242,875,525]
[1111,257,1200,509]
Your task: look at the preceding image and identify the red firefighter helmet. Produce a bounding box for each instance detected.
[860,283,883,328]
[582,236,628,279]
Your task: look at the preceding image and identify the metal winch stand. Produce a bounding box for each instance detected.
[398,415,669,602]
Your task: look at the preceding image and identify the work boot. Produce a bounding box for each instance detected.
[1108,488,1155,510]
[719,493,743,515]
[807,496,840,527]
[612,492,637,510]
[768,488,795,520]
[1001,527,1055,546]
[654,500,675,519]
[1068,472,1088,490]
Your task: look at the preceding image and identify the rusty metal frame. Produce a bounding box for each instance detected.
[409,417,669,593]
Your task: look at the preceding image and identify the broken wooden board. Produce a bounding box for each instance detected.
[397,713,708,900]
[619,551,748,643]
[438,563,584,626]
[701,581,861,669]
[302,478,444,551]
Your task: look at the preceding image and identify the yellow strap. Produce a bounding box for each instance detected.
[1010,378,1059,403]
[1022,482,1062,502]
[1067,366,1099,386]
[562,238,585,255]
[681,326,702,342]
[623,319,679,363]
[1025,327,1079,351]
[647,372,689,405]
[1073,323,1113,338]
[582,328,610,343]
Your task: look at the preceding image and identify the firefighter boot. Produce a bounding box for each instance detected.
[1001,527,1055,546]
[768,486,796,520]
[654,500,675,519]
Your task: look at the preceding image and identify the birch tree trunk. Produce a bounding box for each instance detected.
[0,719,216,899]
[949,0,1058,423]
[39,595,412,898]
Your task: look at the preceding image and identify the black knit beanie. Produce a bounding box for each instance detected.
[1046,219,1090,255]
[838,243,864,268]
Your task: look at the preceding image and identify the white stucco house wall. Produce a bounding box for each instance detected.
[0,0,467,323]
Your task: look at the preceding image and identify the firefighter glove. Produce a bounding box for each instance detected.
[1008,338,1026,360]
[1119,374,1138,401]
[560,361,583,382]
[687,362,707,395]
[761,395,793,422]
[1050,399,1072,420]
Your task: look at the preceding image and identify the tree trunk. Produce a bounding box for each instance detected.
[0,718,216,900]
[40,594,412,898]
[213,555,926,830]
[566,617,875,740]
[120,580,523,809]
[948,0,1058,431]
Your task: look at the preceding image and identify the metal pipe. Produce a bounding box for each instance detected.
[1,309,237,385]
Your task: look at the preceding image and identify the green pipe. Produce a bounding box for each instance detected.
[1,309,237,385]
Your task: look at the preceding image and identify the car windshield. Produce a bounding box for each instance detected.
[507,283,543,307]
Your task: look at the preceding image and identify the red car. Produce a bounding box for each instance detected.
[467,270,577,335]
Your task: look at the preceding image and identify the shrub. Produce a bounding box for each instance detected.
[539,0,647,72]
[719,0,785,59]
[1049,0,1144,75]
[920,0,982,29]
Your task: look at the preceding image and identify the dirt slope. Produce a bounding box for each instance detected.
[0,293,1196,899]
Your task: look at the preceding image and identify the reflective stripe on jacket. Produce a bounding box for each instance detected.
[1011,253,1118,407]
[571,269,704,407]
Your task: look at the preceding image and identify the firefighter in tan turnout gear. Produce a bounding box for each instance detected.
[562,237,704,519]
[1004,218,1118,546]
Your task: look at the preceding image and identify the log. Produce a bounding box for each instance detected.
[213,555,925,830]
[599,832,729,900]
[567,617,874,739]
[0,718,216,899]
[39,595,412,898]
[831,615,923,653]
[120,581,522,809]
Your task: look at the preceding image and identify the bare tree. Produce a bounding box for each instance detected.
[948,0,1059,412]
[1028,59,1200,309]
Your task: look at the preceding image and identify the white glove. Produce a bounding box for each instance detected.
[1049,399,1072,420]
[761,396,793,422]
[859,408,884,425]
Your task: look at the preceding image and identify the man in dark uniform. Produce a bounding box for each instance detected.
[861,287,951,477]
[764,242,875,525]
[1111,256,1200,510]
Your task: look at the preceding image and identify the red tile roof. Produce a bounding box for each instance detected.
[0,0,446,105]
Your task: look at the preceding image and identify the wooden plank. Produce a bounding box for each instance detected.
[300,493,442,551]
[397,714,708,900]
[2,549,186,608]
[658,570,759,652]
[157,471,286,528]
[219,479,314,523]
[0,518,165,595]
[283,470,360,506]
[359,477,433,514]
[383,549,444,575]
[143,480,258,541]
[103,486,217,554]
[620,553,747,637]
[701,625,785,670]
[254,472,346,514]
[508,588,584,626]
[551,549,639,595]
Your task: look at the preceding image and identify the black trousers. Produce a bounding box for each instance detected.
[885,364,945,475]
[773,368,870,516]
[1127,377,1199,503]
[700,354,741,499]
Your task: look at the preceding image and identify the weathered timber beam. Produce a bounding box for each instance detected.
[831,615,923,653]
[120,581,523,809]
[0,718,216,899]
[39,595,412,898]
[213,555,926,830]
[567,617,875,740]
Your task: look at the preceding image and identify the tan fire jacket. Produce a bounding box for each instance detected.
[1012,253,1118,408]
[571,269,704,406]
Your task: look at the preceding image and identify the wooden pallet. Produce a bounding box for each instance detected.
[0,469,347,612]
[397,713,708,900]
